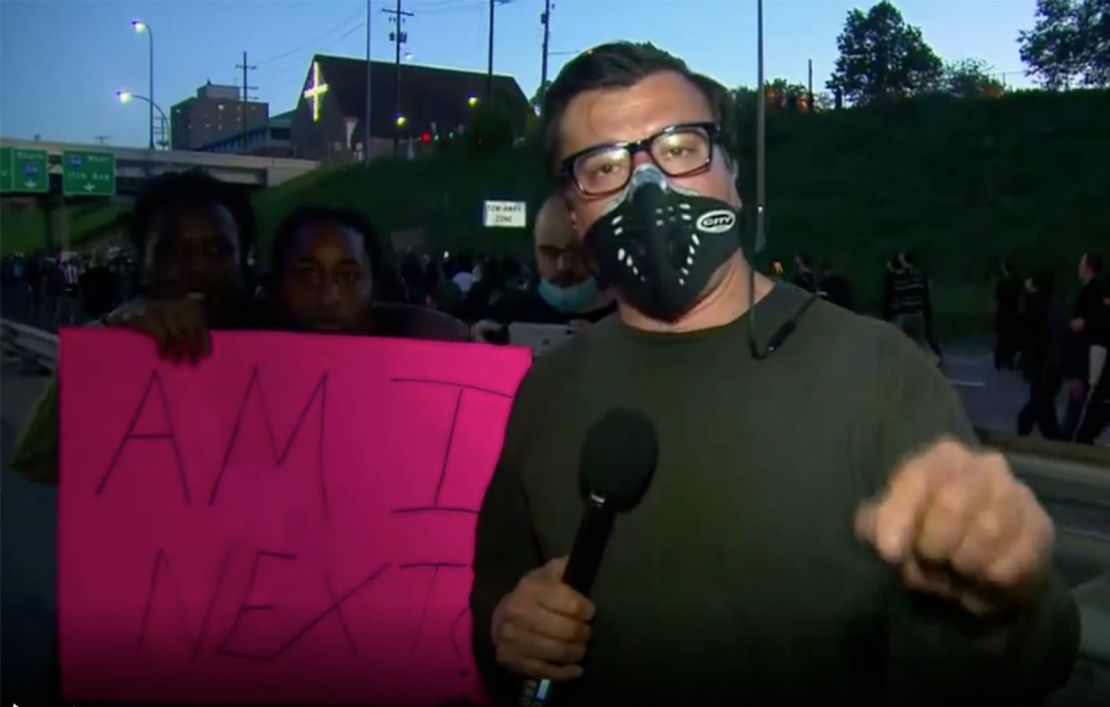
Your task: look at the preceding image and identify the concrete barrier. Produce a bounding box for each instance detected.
[0,317,59,372]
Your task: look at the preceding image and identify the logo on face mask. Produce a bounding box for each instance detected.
[583,164,742,322]
[695,210,736,234]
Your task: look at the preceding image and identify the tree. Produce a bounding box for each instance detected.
[463,91,529,154]
[1018,0,1110,88]
[827,1,944,105]
[765,78,811,112]
[944,59,1006,99]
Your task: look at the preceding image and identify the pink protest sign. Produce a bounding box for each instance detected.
[59,329,532,705]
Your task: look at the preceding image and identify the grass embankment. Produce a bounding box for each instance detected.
[4,89,1107,337]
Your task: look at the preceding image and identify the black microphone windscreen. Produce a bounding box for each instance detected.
[578,408,658,512]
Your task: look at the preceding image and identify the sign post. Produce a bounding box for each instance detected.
[62,151,116,197]
[11,148,49,193]
[0,146,12,193]
[482,200,527,229]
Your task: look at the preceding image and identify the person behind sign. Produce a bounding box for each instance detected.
[266,206,469,341]
[815,258,855,312]
[1062,251,1105,438]
[470,42,1078,705]
[1015,271,1068,441]
[790,252,817,293]
[11,171,262,484]
[1074,284,1110,444]
[472,195,616,342]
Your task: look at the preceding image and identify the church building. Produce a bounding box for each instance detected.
[290,54,530,162]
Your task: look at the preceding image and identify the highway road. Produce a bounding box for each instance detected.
[2,356,61,705]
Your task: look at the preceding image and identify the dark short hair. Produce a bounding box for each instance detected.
[131,170,256,274]
[271,206,390,297]
[1083,252,1104,274]
[539,42,736,178]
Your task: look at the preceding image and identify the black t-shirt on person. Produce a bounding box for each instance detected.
[1068,279,1106,377]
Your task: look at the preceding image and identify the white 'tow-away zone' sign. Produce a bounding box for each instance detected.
[483,200,527,228]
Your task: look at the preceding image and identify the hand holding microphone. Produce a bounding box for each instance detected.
[491,557,595,681]
[493,409,658,705]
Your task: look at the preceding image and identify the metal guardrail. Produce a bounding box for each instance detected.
[0,317,59,372]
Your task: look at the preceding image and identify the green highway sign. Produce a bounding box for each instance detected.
[63,150,115,197]
[0,147,11,192]
[10,148,49,193]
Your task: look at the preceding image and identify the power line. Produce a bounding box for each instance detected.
[337,20,368,42]
[255,8,366,66]
[411,0,480,10]
[417,1,486,15]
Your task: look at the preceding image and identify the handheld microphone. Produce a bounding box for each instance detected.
[517,408,659,707]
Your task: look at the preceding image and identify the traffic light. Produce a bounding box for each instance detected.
[420,131,432,144]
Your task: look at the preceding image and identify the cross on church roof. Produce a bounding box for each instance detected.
[303,61,329,123]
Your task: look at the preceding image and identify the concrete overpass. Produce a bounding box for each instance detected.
[0,137,319,190]
[1,138,321,253]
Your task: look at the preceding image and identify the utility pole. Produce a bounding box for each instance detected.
[487,0,495,102]
[539,0,551,106]
[94,135,109,145]
[364,0,372,165]
[807,58,814,112]
[755,0,766,253]
[382,0,413,158]
[236,51,258,153]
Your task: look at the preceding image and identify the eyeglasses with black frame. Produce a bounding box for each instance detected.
[559,122,720,197]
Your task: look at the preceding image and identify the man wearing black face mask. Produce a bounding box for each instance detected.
[471,43,1076,707]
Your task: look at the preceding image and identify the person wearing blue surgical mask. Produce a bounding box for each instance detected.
[472,195,615,341]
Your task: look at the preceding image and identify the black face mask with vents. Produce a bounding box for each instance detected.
[583,165,743,322]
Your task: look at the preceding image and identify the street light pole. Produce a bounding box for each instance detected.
[487,0,495,102]
[132,21,154,150]
[755,0,766,252]
[364,0,372,165]
[117,91,169,148]
[149,29,154,150]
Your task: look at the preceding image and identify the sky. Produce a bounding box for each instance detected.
[0,0,1039,148]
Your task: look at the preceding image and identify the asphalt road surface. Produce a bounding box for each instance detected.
[2,356,60,705]
[943,347,1110,446]
[2,346,1107,705]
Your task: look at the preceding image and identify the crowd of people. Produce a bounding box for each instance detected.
[1,249,136,326]
[781,250,944,364]
[996,253,1110,445]
[0,190,620,344]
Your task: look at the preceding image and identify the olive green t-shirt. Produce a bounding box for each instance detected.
[471,283,1078,706]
